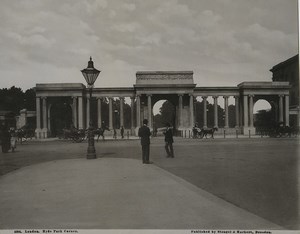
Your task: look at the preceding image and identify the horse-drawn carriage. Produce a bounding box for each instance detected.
[58,128,87,142]
[268,122,293,138]
[16,126,35,143]
[193,126,218,139]
[58,126,110,143]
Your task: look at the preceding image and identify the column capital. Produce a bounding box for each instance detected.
[189,94,194,97]
[234,95,240,99]
[178,94,184,97]
[213,95,218,99]
[136,94,141,98]
[96,97,102,100]
[119,97,125,100]
[41,96,47,100]
[223,95,229,99]
[146,94,152,97]
[248,94,255,98]
[278,94,284,98]
[72,96,78,100]
[202,96,207,99]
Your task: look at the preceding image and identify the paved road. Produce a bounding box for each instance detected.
[0,136,299,229]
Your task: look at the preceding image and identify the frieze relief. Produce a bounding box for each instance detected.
[137,74,193,80]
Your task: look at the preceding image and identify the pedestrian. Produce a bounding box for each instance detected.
[0,124,11,153]
[138,119,152,164]
[10,128,17,152]
[163,122,174,158]
[113,128,117,139]
[120,126,124,139]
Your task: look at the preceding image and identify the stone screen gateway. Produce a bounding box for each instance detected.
[34,71,290,139]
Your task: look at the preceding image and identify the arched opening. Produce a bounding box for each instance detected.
[153,99,176,131]
[50,101,72,137]
[253,99,274,130]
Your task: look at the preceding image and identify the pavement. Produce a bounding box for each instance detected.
[0,157,283,230]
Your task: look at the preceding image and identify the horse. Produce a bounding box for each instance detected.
[94,127,109,142]
[200,127,218,139]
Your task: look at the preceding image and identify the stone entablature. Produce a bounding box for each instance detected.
[136,71,194,86]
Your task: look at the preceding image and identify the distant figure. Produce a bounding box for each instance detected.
[138,119,152,164]
[10,128,17,152]
[0,124,11,153]
[113,128,117,139]
[163,123,174,158]
[153,126,158,137]
[120,126,124,139]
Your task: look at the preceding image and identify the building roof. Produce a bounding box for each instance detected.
[270,54,298,72]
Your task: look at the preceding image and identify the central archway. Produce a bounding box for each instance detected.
[153,99,176,129]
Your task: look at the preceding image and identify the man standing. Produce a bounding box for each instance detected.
[163,122,174,158]
[120,126,124,139]
[138,119,151,164]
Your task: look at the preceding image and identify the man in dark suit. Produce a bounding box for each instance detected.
[138,119,152,164]
[163,122,174,158]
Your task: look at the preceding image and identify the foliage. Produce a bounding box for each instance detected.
[0,86,36,113]
[153,101,175,128]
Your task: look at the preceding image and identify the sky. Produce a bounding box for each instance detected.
[0,0,298,91]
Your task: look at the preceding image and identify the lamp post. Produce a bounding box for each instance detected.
[81,57,101,159]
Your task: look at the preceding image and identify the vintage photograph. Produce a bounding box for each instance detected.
[0,0,299,233]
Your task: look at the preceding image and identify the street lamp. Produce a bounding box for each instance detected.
[81,57,101,159]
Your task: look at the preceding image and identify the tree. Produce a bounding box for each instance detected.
[153,100,175,128]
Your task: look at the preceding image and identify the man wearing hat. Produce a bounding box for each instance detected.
[163,122,174,158]
[138,119,152,164]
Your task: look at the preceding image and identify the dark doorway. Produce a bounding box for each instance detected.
[50,101,72,137]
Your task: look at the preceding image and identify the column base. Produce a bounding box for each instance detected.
[242,127,256,135]
[35,128,42,139]
[42,128,48,138]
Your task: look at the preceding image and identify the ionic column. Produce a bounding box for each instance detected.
[120,97,124,128]
[224,96,229,128]
[109,98,113,130]
[285,95,290,126]
[131,97,135,129]
[47,104,52,134]
[243,95,248,127]
[86,97,90,128]
[78,97,84,129]
[203,96,207,128]
[234,96,240,127]
[213,96,218,128]
[42,97,48,138]
[136,95,141,127]
[42,97,47,130]
[249,95,254,127]
[147,95,152,128]
[72,97,77,128]
[178,94,183,127]
[97,98,102,128]
[36,97,41,129]
[279,95,284,123]
[189,94,194,128]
